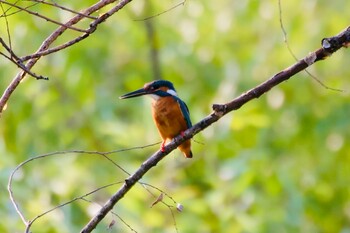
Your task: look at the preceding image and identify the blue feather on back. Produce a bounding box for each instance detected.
[174,96,192,128]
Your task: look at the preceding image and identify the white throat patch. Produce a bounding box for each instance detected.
[149,94,160,100]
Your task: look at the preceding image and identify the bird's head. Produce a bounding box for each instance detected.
[119,80,178,100]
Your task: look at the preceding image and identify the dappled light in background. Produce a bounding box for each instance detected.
[1,0,350,232]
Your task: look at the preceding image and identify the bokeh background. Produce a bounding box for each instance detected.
[1,0,350,232]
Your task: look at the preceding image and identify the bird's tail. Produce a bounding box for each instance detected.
[178,140,193,158]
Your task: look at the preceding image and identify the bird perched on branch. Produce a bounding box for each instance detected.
[120,80,193,158]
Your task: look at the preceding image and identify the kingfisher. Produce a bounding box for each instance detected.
[119,80,193,158]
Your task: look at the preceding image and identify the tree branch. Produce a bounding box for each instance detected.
[0,0,88,33]
[27,0,98,20]
[81,26,350,233]
[0,0,133,116]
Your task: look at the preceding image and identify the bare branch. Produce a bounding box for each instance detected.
[0,38,48,79]
[0,51,48,80]
[25,182,123,233]
[0,0,38,18]
[0,38,19,60]
[0,0,133,115]
[26,0,98,20]
[0,0,87,32]
[7,143,159,229]
[0,2,13,54]
[20,0,132,61]
[81,26,350,233]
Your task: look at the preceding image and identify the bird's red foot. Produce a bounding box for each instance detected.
[160,141,166,152]
[180,131,185,137]
[161,146,165,152]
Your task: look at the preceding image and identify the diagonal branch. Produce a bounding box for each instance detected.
[80,26,350,233]
[0,0,133,116]
[21,0,132,61]
[26,0,98,20]
[0,0,88,32]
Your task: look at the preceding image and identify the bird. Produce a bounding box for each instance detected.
[119,80,193,158]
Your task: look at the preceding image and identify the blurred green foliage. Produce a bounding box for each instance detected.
[1,0,350,232]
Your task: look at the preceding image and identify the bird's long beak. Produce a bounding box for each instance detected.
[119,87,149,99]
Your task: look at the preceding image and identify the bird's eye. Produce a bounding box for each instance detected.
[150,85,159,91]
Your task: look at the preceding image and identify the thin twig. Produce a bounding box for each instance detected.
[26,0,97,20]
[140,182,180,233]
[8,143,159,227]
[0,3,13,56]
[0,0,87,32]
[81,198,138,233]
[9,142,179,232]
[0,51,48,80]
[0,0,132,115]
[21,0,131,61]
[277,0,343,92]
[25,182,123,233]
[0,37,48,79]
[0,37,19,60]
[134,0,186,21]
[0,0,37,18]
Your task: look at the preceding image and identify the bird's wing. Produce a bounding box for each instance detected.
[174,96,192,128]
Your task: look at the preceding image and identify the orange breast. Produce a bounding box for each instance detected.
[151,96,188,140]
